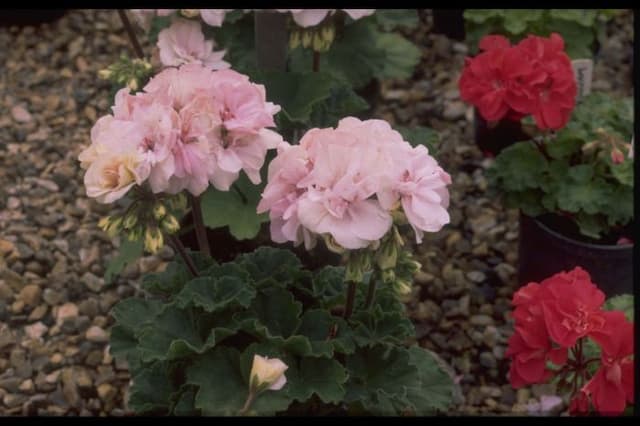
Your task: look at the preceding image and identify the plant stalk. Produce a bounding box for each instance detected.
[117,9,144,59]
[343,281,357,320]
[188,194,211,257]
[313,51,320,72]
[364,272,378,309]
[238,391,256,416]
[168,234,199,278]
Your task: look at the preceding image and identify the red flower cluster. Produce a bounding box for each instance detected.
[459,33,577,130]
[506,266,634,416]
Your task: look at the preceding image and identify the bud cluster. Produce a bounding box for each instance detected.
[289,23,335,52]
[98,54,154,92]
[98,191,186,254]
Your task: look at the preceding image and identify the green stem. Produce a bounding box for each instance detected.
[117,9,144,59]
[188,194,211,257]
[313,51,320,72]
[364,271,378,309]
[238,391,256,416]
[168,234,199,278]
[343,281,357,320]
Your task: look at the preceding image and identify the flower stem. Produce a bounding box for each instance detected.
[167,234,199,278]
[364,271,378,310]
[313,51,320,72]
[343,281,357,320]
[188,194,211,257]
[238,391,256,416]
[117,9,144,60]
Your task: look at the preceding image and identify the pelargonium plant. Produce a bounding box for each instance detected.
[506,266,634,416]
[85,9,460,416]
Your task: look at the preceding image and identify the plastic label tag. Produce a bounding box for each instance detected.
[572,59,594,101]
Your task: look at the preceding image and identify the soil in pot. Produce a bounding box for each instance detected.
[178,214,342,271]
[518,213,633,296]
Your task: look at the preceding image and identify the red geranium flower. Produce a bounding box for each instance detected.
[459,36,537,123]
[539,267,607,348]
[568,391,590,415]
[583,311,635,416]
[517,33,577,130]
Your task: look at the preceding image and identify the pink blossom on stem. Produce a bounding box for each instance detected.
[157,19,229,70]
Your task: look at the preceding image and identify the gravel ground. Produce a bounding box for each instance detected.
[0,9,633,416]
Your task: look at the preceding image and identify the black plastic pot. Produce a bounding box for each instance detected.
[0,9,66,27]
[431,9,465,41]
[473,109,531,157]
[518,213,633,297]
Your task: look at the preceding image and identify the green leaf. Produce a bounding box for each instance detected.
[610,159,634,187]
[242,287,303,339]
[109,324,139,361]
[128,361,174,414]
[200,172,268,240]
[549,9,597,27]
[187,346,292,416]
[251,70,338,124]
[489,142,548,192]
[312,266,346,308]
[171,386,200,416]
[345,345,420,415]
[111,298,164,332]
[546,130,584,159]
[396,125,440,153]
[147,15,172,45]
[405,346,456,414]
[549,18,595,58]
[136,305,235,362]
[205,14,256,75]
[174,275,256,313]
[294,309,355,357]
[463,10,503,24]
[286,357,348,404]
[104,238,143,283]
[236,246,306,287]
[374,10,419,31]
[502,10,543,34]
[603,294,634,322]
[374,33,421,80]
[140,260,193,296]
[351,305,415,348]
[308,83,369,129]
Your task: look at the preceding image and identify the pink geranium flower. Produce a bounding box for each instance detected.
[157,19,229,70]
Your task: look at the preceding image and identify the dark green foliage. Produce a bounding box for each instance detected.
[110,247,456,415]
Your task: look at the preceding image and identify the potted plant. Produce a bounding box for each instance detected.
[487,90,633,296]
[461,9,621,156]
[83,9,461,416]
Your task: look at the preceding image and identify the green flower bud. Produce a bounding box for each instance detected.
[312,31,324,52]
[161,214,180,234]
[393,278,412,296]
[302,31,313,48]
[98,69,112,80]
[98,216,111,232]
[381,268,395,285]
[323,234,345,254]
[106,217,123,238]
[321,25,335,45]
[127,225,143,241]
[345,250,372,283]
[289,30,301,50]
[152,203,167,221]
[144,226,164,254]
[122,212,138,230]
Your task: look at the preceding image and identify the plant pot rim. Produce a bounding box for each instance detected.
[523,213,634,251]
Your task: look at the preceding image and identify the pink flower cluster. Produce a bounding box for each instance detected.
[80,64,282,203]
[257,117,451,250]
[276,9,375,27]
[157,19,230,70]
[131,9,232,29]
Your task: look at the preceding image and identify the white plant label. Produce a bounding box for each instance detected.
[572,59,594,101]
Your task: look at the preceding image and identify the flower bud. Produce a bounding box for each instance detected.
[312,31,324,52]
[323,234,345,254]
[611,147,625,164]
[122,212,138,230]
[249,355,288,393]
[180,9,200,18]
[321,25,335,45]
[381,268,395,285]
[98,69,112,80]
[302,31,313,48]
[127,78,138,91]
[391,209,408,226]
[126,225,143,242]
[345,251,372,283]
[376,239,398,271]
[161,214,180,234]
[105,217,123,238]
[152,203,167,221]
[393,278,412,296]
[98,216,111,232]
[144,226,164,254]
[289,30,301,50]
